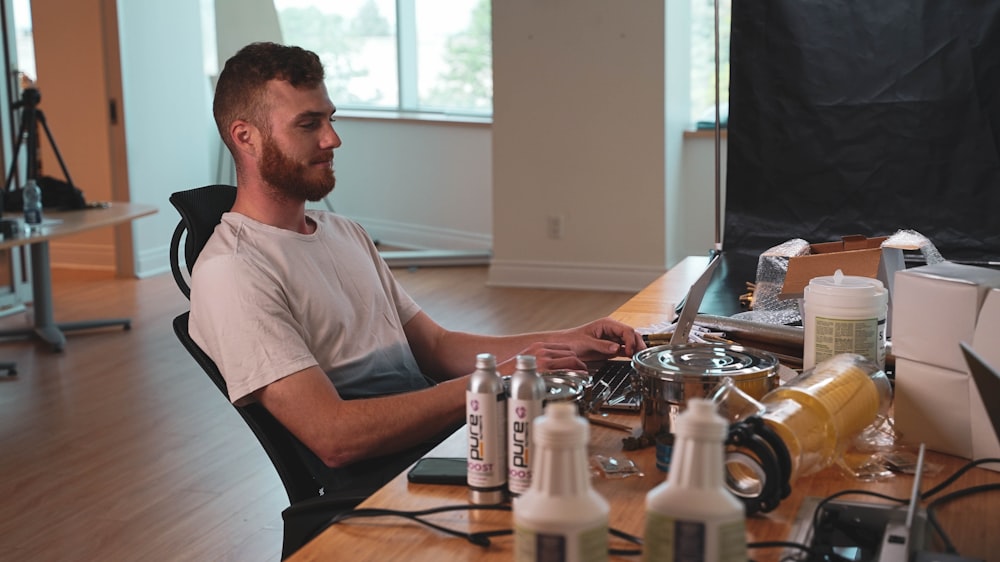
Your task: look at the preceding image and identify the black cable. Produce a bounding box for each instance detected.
[797,460,1000,560]
[608,526,643,556]
[322,459,1000,558]
[328,504,511,547]
[924,482,1000,554]
[919,457,1000,500]
[326,503,645,555]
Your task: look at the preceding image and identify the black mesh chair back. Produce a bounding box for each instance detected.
[169,185,363,558]
[171,312,325,504]
[168,184,236,299]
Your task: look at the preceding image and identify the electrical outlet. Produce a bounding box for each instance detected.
[546,215,565,239]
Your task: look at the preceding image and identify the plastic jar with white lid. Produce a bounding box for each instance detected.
[802,270,887,369]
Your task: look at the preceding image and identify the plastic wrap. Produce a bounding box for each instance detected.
[732,238,810,325]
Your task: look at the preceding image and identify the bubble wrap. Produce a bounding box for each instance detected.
[882,229,945,264]
[740,230,943,326]
[740,238,811,325]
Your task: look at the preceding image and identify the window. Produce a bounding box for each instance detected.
[689,0,731,127]
[274,0,492,118]
[11,0,36,83]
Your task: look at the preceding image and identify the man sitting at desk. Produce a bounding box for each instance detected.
[189,42,645,495]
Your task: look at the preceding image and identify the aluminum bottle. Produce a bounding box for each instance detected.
[466,352,507,504]
[507,354,546,496]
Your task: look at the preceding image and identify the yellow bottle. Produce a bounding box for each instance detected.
[724,353,892,513]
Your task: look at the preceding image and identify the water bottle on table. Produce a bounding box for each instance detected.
[22,178,43,231]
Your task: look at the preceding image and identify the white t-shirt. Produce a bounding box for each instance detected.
[189,210,431,405]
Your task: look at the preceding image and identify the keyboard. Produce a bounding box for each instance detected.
[590,359,641,411]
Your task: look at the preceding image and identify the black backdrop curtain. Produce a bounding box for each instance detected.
[725,0,1000,264]
[704,0,1000,317]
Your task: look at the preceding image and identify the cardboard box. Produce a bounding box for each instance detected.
[892,262,1000,372]
[779,235,904,300]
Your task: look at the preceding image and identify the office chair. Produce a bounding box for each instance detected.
[169,185,367,559]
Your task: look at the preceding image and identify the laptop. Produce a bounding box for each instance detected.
[589,254,722,411]
[961,342,1000,450]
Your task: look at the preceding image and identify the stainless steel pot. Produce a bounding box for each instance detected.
[634,344,779,470]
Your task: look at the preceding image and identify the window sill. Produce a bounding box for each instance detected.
[336,108,491,127]
[683,128,728,139]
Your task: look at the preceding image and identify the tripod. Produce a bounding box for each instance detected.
[4,87,75,195]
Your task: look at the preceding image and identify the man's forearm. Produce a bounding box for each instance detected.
[308,377,468,467]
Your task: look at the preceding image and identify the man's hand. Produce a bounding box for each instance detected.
[498,342,587,373]
[558,317,646,362]
[498,318,646,374]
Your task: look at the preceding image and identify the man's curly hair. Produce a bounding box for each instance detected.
[213,42,326,152]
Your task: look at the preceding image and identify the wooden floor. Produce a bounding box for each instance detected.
[0,265,633,561]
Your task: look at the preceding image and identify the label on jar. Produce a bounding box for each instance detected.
[813,315,885,368]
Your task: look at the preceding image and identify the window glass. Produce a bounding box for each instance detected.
[12,0,35,83]
[414,0,491,115]
[275,0,398,109]
[690,0,731,127]
[274,0,491,117]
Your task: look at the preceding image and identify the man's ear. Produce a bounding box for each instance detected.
[230,119,260,158]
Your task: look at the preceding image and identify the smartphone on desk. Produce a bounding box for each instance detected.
[407,457,467,485]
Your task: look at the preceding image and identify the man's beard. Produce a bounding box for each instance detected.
[258,134,335,202]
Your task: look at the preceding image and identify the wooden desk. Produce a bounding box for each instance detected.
[288,256,1000,562]
[0,202,157,351]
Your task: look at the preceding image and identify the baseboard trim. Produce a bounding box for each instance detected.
[488,259,665,293]
[356,217,492,252]
[50,242,114,271]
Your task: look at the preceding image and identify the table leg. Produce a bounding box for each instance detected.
[0,240,131,353]
[27,241,67,351]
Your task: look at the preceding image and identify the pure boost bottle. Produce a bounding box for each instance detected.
[508,354,546,496]
[643,398,746,562]
[513,402,609,562]
[466,353,507,504]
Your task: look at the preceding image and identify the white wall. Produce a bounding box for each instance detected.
[674,133,727,265]
[489,0,668,292]
[323,117,492,253]
[116,0,215,276]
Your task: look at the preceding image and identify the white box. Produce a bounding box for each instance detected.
[894,358,973,458]
[894,358,1000,470]
[892,262,1000,372]
[892,284,1000,470]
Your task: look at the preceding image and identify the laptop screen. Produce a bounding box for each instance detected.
[961,342,1000,450]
